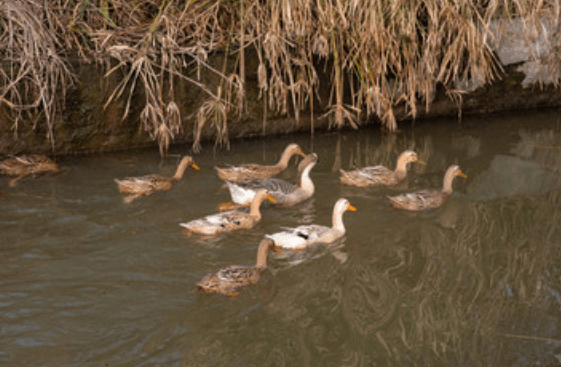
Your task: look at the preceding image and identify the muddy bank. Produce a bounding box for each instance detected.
[0,54,559,157]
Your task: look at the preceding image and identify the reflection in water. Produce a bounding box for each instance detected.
[1,110,561,366]
[341,262,397,336]
[513,129,561,173]
[394,186,561,365]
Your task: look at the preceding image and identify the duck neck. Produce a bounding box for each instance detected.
[297,165,315,193]
[394,155,409,175]
[172,160,189,181]
[332,207,346,233]
[255,242,271,269]
[442,170,456,195]
[274,148,295,170]
[249,196,264,218]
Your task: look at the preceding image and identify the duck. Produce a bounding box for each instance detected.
[179,189,276,236]
[0,154,60,186]
[388,165,467,211]
[214,143,306,183]
[266,198,356,250]
[197,238,281,296]
[225,153,318,207]
[340,150,420,187]
[115,155,199,203]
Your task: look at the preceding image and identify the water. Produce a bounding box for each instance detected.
[1,109,561,366]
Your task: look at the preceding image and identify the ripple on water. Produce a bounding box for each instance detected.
[341,262,398,336]
[2,112,561,366]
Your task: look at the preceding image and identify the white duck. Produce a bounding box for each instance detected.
[225,153,318,207]
[266,198,356,250]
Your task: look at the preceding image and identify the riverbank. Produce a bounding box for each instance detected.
[1,1,560,156]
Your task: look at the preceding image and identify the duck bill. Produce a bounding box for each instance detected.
[267,195,277,203]
[348,204,357,211]
[415,159,426,165]
[458,172,468,178]
[191,163,200,170]
[297,150,307,158]
[273,246,282,253]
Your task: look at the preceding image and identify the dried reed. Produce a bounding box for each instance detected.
[1,0,559,154]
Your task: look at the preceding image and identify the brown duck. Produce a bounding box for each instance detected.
[214,143,306,183]
[197,238,281,296]
[115,156,199,203]
[0,155,60,187]
[180,189,276,236]
[388,165,467,211]
[340,150,420,187]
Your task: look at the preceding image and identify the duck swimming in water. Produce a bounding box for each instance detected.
[115,156,199,203]
[214,143,306,183]
[0,155,60,187]
[225,153,318,208]
[388,165,467,211]
[197,238,281,296]
[340,150,421,187]
[180,189,276,236]
[266,198,356,250]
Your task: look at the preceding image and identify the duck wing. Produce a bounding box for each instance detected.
[266,224,329,249]
[388,190,446,211]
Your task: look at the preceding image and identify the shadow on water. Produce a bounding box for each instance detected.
[1,109,561,366]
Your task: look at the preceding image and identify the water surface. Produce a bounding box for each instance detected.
[1,109,561,366]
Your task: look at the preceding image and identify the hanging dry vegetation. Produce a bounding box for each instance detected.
[0,0,560,154]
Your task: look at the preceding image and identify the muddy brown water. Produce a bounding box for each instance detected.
[1,109,561,366]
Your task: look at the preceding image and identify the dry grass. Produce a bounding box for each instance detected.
[1,0,560,154]
[0,0,75,149]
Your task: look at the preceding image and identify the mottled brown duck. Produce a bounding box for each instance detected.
[180,189,276,236]
[388,165,467,211]
[197,238,281,296]
[115,156,199,203]
[214,143,306,183]
[340,150,420,187]
[0,155,60,187]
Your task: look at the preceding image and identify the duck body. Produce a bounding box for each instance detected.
[115,156,199,203]
[0,155,60,186]
[388,190,450,211]
[197,238,280,296]
[197,265,266,295]
[388,165,467,211]
[266,224,342,250]
[266,198,356,249]
[115,174,173,195]
[215,143,306,183]
[340,166,402,187]
[0,155,60,176]
[180,189,275,236]
[340,150,419,187]
[226,153,318,207]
